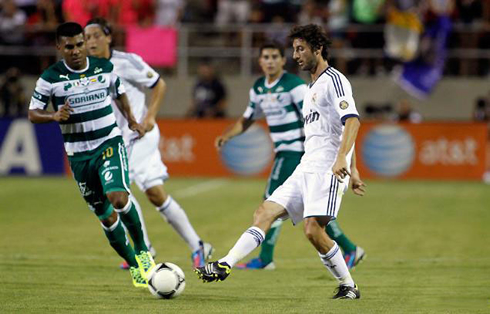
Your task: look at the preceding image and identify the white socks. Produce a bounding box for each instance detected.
[219,227,265,267]
[318,242,354,287]
[157,195,201,252]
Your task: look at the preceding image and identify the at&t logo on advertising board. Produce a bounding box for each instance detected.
[362,125,415,177]
[220,126,273,176]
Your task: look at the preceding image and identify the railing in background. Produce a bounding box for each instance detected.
[1,23,490,77]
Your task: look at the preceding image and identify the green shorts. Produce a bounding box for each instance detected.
[70,136,130,219]
[264,151,304,199]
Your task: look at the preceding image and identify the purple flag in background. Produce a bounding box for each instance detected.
[396,16,452,99]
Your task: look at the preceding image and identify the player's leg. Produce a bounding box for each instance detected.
[326,220,365,269]
[303,173,359,299]
[99,138,155,277]
[195,200,287,282]
[129,193,155,256]
[238,152,302,270]
[145,184,212,266]
[70,157,145,288]
[131,126,212,267]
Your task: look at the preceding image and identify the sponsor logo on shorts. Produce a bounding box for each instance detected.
[103,160,110,167]
[78,182,93,197]
[104,171,113,181]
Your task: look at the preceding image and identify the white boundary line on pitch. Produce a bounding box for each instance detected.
[173,179,228,199]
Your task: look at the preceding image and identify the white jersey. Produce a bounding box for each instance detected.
[110,50,160,143]
[297,66,359,173]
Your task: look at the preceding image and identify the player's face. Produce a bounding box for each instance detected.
[292,38,316,71]
[84,25,111,58]
[57,34,87,70]
[259,48,286,78]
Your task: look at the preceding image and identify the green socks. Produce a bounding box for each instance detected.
[103,218,138,267]
[116,201,149,253]
[326,220,357,253]
[259,220,283,264]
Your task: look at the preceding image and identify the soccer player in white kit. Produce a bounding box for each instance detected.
[84,18,213,269]
[195,24,365,299]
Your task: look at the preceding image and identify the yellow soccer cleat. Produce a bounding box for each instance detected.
[129,266,148,288]
[136,251,156,280]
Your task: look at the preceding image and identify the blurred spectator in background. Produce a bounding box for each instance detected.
[384,0,423,63]
[131,0,155,27]
[62,0,110,26]
[260,0,293,23]
[187,62,227,118]
[456,0,483,76]
[396,98,422,123]
[26,0,59,70]
[297,0,323,25]
[0,67,26,118]
[215,0,250,25]
[473,97,489,122]
[265,15,289,46]
[14,0,38,16]
[326,0,350,73]
[351,0,387,76]
[155,0,184,26]
[0,0,27,45]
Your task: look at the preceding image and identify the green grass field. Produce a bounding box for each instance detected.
[1,177,489,313]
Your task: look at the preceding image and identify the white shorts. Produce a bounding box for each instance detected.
[126,125,168,191]
[267,169,347,225]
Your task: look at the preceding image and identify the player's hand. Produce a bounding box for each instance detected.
[129,121,145,139]
[215,135,228,150]
[332,156,350,182]
[142,116,156,132]
[53,101,73,122]
[350,169,366,196]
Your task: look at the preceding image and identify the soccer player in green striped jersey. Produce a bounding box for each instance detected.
[215,42,364,270]
[28,22,155,288]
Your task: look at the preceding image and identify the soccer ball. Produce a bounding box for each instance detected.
[147,262,186,299]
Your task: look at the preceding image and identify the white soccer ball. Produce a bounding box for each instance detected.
[147,262,186,299]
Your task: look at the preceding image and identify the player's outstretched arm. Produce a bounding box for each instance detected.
[28,102,73,124]
[332,117,360,181]
[349,150,366,196]
[142,78,166,132]
[215,117,254,150]
[115,93,145,138]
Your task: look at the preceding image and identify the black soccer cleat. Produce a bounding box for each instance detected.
[194,261,231,283]
[332,284,361,299]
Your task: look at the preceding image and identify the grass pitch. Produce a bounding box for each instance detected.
[1,177,489,313]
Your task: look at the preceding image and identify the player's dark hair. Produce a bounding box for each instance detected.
[56,22,83,43]
[288,24,332,60]
[259,41,285,57]
[85,17,112,36]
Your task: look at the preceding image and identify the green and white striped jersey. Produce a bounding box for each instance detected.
[29,57,125,161]
[243,72,307,153]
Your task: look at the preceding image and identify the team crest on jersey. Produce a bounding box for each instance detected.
[147,71,154,78]
[311,93,317,104]
[94,67,103,74]
[276,86,284,92]
[339,100,349,110]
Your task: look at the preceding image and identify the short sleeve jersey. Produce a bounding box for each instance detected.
[110,50,160,143]
[298,67,359,173]
[243,72,307,153]
[29,56,125,161]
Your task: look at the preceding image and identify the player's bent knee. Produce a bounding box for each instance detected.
[253,201,285,230]
[100,210,118,227]
[107,191,129,209]
[303,217,324,241]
